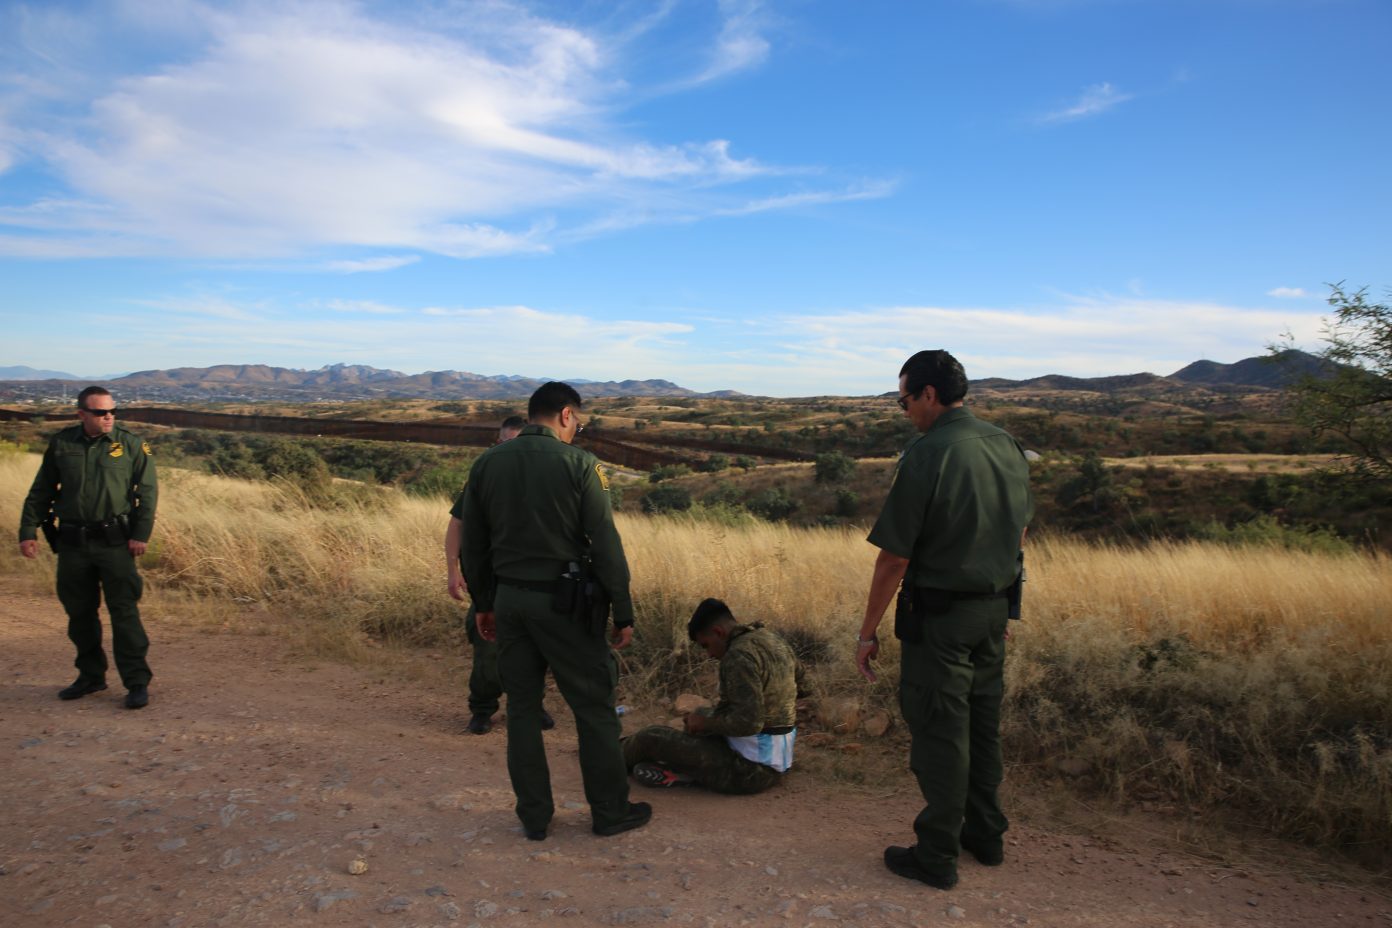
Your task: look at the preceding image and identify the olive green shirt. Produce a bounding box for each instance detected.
[459,424,634,627]
[867,407,1031,592]
[19,423,159,543]
[697,623,804,737]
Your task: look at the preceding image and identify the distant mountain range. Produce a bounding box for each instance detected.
[0,352,1323,402]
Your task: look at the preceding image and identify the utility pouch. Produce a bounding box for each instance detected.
[40,519,60,554]
[58,523,85,546]
[893,584,922,643]
[582,578,612,636]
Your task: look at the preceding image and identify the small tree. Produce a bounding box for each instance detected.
[1272,284,1391,482]
[814,451,856,484]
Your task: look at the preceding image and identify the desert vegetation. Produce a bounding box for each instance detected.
[3,446,1388,865]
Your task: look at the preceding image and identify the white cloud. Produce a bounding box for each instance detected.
[324,299,406,315]
[321,255,420,274]
[0,0,861,261]
[1038,82,1133,124]
[1266,286,1308,299]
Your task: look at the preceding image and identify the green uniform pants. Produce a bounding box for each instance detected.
[898,597,1008,881]
[494,584,631,833]
[56,539,150,688]
[464,606,502,717]
[622,725,783,794]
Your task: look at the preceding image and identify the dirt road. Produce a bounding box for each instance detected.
[2,578,1387,927]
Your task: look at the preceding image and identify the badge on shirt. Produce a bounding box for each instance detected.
[142,441,153,455]
[595,463,610,490]
[108,443,124,458]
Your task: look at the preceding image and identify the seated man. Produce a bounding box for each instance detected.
[622,598,803,794]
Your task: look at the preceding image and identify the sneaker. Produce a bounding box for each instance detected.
[58,678,107,701]
[632,763,692,789]
[124,685,150,709]
[540,709,556,731]
[960,835,1004,866]
[466,713,493,735]
[592,801,652,837]
[883,845,958,890]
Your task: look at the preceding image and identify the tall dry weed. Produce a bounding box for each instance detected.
[2,454,1389,861]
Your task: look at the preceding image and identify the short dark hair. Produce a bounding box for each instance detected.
[528,381,583,421]
[500,415,526,431]
[900,350,968,405]
[76,386,111,408]
[687,597,734,641]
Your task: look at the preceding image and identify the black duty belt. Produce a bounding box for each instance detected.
[762,725,795,736]
[63,518,122,530]
[920,587,1007,601]
[497,576,554,593]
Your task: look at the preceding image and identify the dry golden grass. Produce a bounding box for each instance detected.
[1109,453,1338,473]
[3,449,1388,862]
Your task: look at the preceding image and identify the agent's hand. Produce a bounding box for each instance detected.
[477,611,496,642]
[128,540,147,557]
[684,712,709,735]
[855,636,880,683]
[611,625,633,650]
[19,540,38,559]
[447,571,468,602]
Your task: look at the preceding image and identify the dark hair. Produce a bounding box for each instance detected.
[76,386,111,407]
[687,597,734,641]
[500,415,526,431]
[899,350,968,405]
[528,381,583,421]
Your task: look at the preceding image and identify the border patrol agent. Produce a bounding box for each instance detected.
[623,597,804,793]
[446,415,554,735]
[856,350,1032,890]
[460,381,651,840]
[19,386,159,710]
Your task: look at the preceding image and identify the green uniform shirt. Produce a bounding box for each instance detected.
[19,423,159,543]
[699,623,804,738]
[867,407,1032,592]
[458,424,634,626]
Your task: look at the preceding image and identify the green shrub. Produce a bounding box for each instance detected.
[814,451,856,484]
[642,485,693,513]
[746,487,800,521]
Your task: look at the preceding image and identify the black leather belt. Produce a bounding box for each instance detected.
[497,576,554,593]
[920,587,1006,601]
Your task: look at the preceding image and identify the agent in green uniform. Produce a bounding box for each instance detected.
[856,350,1032,890]
[446,415,554,735]
[622,598,804,793]
[459,381,651,840]
[18,387,159,709]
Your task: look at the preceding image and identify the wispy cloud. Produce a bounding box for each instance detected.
[324,299,407,315]
[66,292,1327,395]
[322,255,420,274]
[1038,82,1133,124]
[1267,286,1308,299]
[0,0,867,261]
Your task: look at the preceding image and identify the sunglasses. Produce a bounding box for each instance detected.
[896,394,912,411]
[81,407,118,417]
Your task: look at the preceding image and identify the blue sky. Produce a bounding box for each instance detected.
[1,0,1388,396]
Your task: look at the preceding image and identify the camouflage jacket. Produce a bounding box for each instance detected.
[699,623,804,737]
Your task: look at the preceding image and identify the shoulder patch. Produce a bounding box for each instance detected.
[595,463,610,490]
[142,441,153,455]
[108,442,124,458]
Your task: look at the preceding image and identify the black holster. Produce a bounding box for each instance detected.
[40,519,59,554]
[893,584,954,643]
[552,560,611,636]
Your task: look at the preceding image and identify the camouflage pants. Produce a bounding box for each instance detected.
[622,725,783,794]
